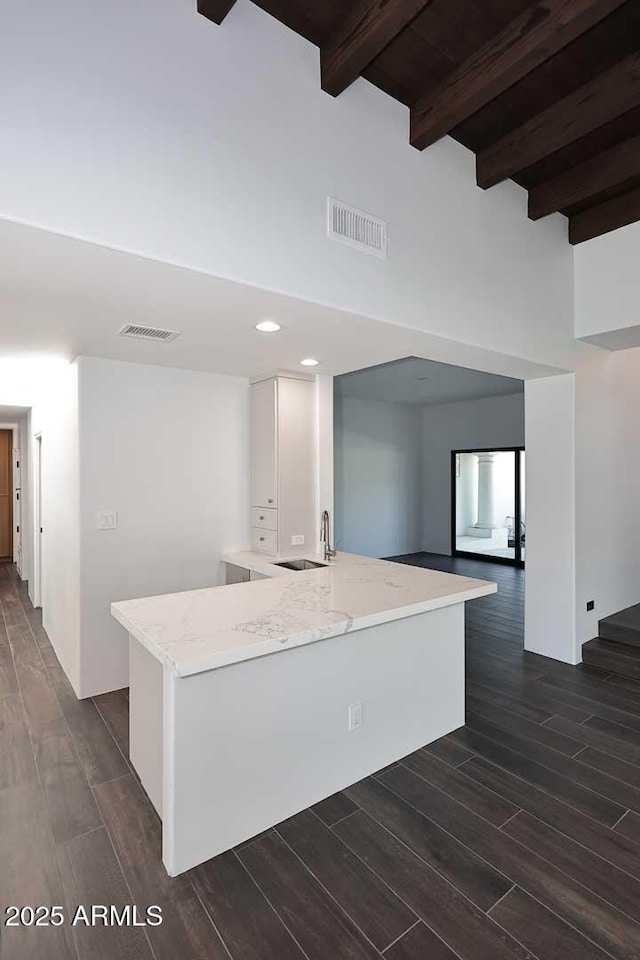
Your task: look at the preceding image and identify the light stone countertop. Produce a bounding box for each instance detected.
[111,552,496,677]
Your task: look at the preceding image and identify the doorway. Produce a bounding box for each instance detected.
[452,447,525,567]
[33,433,43,608]
[0,430,12,562]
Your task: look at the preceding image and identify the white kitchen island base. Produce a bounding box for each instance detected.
[129,602,465,877]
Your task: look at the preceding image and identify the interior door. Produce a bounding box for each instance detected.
[0,430,12,561]
[34,434,43,607]
[13,446,22,573]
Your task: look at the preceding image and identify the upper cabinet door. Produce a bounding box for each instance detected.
[251,378,278,507]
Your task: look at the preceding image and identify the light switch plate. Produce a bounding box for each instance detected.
[348,702,363,731]
[97,510,118,531]
[291,535,305,546]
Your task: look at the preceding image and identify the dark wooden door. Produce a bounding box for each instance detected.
[0,430,12,561]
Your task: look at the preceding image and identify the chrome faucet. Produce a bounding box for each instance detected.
[320,510,336,562]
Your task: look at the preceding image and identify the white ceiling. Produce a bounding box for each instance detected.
[579,327,640,351]
[0,405,29,419]
[0,218,563,383]
[335,357,523,405]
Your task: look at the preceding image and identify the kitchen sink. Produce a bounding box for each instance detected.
[274,559,327,571]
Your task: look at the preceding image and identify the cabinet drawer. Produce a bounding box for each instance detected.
[254,495,277,508]
[251,507,278,531]
[251,528,278,555]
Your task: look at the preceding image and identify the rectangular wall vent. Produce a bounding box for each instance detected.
[117,323,182,342]
[327,198,387,258]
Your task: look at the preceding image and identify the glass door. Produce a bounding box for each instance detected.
[517,450,525,562]
[452,447,524,566]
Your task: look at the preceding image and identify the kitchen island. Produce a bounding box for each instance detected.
[111,552,496,876]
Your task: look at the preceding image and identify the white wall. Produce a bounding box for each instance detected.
[0,0,576,372]
[575,348,640,647]
[77,357,249,697]
[0,356,251,698]
[525,375,576,662]
[334,396,422,557]
[0,359,81,689]
[573,227,640,647]
[34,366,81,688]
[334,391,525,562]
[18,414,30,578]
[421,394,525,555]
[575,221,640,348]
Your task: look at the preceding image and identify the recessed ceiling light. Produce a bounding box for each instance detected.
[255,320,282,333]
[300,358,320,367]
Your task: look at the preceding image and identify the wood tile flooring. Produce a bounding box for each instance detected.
[2,555,640,959]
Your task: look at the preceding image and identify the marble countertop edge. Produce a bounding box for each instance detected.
[111,573,496,678]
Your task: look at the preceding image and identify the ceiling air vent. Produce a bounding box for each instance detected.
[117,323,181,343]
[327,198,387,258]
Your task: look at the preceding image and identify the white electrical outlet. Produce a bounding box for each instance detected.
[97,510,118,531]
[291,535,305,546]
[348,702,363,731]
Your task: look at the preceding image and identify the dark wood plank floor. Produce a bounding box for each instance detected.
[3,555,640,959]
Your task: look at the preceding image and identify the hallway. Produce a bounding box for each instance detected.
[3,558,640,960]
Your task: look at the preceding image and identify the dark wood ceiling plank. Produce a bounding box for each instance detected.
[477,52,640,188]
[513,105,640,191]
[410,0,630,150]
[197,0,237,25]
[455,3,640,155]
[569,185,640,243]
[321,0,433,97]
[529,134,640,219]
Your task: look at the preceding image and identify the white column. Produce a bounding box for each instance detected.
[467,453,497,538]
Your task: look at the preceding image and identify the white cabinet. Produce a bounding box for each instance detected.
[250,378,278,508]
[251,528,278,555]
[251,507,278,530]
[250,375,315,556]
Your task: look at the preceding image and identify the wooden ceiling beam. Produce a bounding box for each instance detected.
[569,185,640,243]
[197,0,237,25]
[410,0,629,151]
[477,52,640,189]
[529,134,640,220]
[321,0,432,98]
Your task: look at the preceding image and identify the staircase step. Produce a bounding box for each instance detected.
[599,603,640,647]
[583,637,640,680]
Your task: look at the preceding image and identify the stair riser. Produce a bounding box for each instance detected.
[598,623,640,647]
[583,647,640,680]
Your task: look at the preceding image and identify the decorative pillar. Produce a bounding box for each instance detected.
[467,453,497,538]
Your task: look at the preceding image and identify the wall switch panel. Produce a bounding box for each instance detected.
[97,510,118,531]
[348,702,363,731]
[291,535,304,546]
